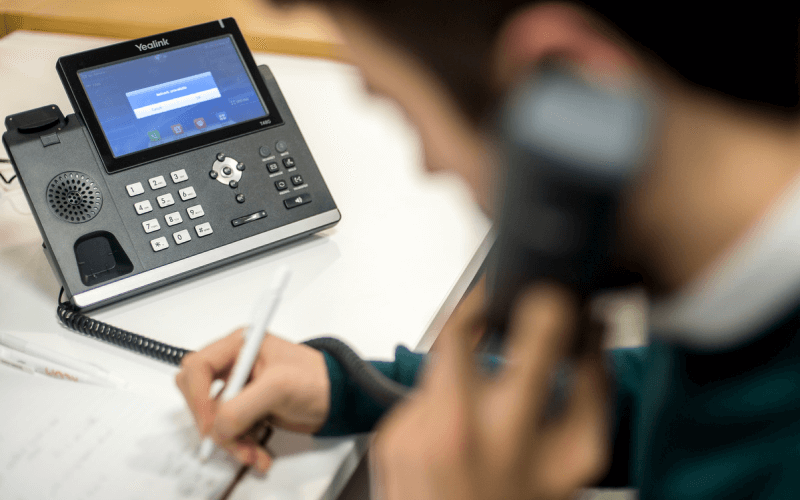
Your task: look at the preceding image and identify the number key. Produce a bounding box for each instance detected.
[165,211,183,226]
[187,204,204,219]
[142,218,161,233]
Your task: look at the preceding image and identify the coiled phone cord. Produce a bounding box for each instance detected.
[57,288,190,366]
[56,289,410,407]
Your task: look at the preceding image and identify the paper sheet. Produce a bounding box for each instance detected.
[0,366,241,500]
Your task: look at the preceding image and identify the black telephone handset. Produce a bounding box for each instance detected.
[482,66,652,416]
[487,66,651,338]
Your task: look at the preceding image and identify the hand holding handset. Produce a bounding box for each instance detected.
[484,65,653,415]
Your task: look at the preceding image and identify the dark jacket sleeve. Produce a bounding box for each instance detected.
[596,346,648,487]
[315,345,425,436]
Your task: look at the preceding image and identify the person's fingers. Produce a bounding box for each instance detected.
[502,283,579,427]
[222,438,273,472]
[535,354,610,496]
[210,369,289,443]
[175,329,245,433]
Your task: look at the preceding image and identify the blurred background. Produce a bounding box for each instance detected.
[0,0,341,58]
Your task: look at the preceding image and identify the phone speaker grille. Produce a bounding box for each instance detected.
[47,172,103,223]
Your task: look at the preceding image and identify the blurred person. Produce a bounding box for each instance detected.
[176,2,800,498]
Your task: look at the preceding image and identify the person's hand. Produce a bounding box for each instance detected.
[371,282,610,500]
[175,330,330,472]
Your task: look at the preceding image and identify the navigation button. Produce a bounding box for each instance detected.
[284,193,311,209]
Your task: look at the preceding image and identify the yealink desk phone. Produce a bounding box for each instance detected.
[3,19,340,312]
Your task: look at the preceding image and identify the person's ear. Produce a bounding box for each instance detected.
[492,3,639,91]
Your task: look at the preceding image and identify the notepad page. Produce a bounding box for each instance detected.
[0,366,240,500]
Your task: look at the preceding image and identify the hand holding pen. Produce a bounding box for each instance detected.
[176,266,332,472]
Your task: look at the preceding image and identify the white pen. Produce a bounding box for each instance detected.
[198,266,291,462]
[0,332,126,388]
[0,346,117,387]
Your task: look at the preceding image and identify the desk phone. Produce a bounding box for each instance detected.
[2,19,340,311]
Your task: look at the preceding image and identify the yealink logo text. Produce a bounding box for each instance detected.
[135,38,169,51]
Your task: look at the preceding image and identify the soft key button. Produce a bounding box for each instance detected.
[150,236,169,252]
[170,169,188,183]
[126,182,144,197]
[165,211,183,226]
[157,193,175,208]
[179,186,197,201]
[187,205,204,219]
[195,222,213,237]
[148,175,167,190]
[142,218,160,233]
[134,200,153,215]
[173,229,191,245]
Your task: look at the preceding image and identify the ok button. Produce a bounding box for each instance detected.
[222,166,232,176]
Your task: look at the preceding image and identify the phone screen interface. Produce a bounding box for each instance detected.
[78,36,268,158]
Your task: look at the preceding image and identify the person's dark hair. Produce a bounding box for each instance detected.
[280,1,800,121]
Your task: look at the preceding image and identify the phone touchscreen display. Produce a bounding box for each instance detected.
[77,36,268,159]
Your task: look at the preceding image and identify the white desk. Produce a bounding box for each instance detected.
[0,31,491,499]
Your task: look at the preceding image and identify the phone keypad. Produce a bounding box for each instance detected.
[131,143,322,253]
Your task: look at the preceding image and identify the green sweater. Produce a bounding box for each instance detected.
[316,304,800,498]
